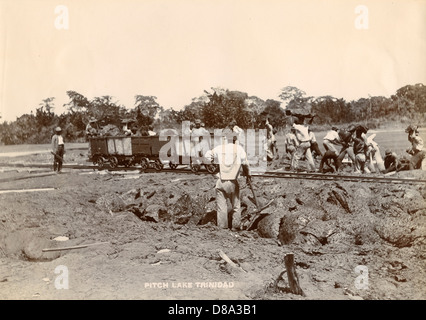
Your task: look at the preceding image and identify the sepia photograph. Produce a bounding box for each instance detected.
[0,0,425,304]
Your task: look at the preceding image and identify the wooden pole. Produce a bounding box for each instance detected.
[218,250,247,273]
[284,253,305,296]
[42,242,109,252]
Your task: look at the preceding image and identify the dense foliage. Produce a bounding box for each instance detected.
[0,84,425,145]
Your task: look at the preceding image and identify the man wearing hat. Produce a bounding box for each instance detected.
[229,119,244,148]
[192,119,210,163]
[86,117,98,137]
[383,149,399,173]
[405,125,425,170]
[51,127,65,173]
[86,117,98,159]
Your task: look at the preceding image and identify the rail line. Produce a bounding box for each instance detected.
[1,161,425,185]
[252,171,426,185]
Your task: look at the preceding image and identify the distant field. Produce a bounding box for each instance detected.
[0,143,88,158]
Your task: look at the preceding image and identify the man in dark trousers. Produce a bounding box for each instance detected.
[383,149,410,173]
[51,126,65,173]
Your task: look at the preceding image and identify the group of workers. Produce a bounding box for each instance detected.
[211,115,425,232]
[277,114,425,174]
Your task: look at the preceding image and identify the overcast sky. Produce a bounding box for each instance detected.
[1,0,425,122]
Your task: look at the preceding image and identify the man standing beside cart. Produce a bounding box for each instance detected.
[51,126,65,173]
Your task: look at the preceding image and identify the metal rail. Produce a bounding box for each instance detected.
[0,162,425,185]
[253,171,426,185]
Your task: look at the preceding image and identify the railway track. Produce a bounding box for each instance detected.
[252,170,426,185]
[1,161,425,185]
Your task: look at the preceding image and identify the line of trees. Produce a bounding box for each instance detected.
[0,83,425,145]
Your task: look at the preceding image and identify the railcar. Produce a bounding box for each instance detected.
[88,134,219,173]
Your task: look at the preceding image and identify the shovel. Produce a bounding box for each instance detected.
[245,199,275,230]
[244,177,275,230]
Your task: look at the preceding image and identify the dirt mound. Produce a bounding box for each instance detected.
[0,164,425,300]
[95,181,216,225]
[1,229,61,261]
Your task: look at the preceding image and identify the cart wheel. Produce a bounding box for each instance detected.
[169,162,178,170]
[205,163,219,174]
[109,156,118,169]
[190,163,201,173]
[140,158,149,170]
[154,159,164,171]
[95,156,105,169]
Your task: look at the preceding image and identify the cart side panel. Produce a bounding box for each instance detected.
[131,137,152,155]
[108,137,131,155]
[151,136,169,156]
[114,138,125,155]
[107,138,117,154]
[123,137,132,155]
[90,137,108,156]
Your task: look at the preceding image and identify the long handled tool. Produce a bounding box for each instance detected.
[51,151,64,162]
[246,199,275,230]
[243,176,275,230]
[246,176,259,210]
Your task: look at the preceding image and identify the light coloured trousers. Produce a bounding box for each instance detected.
[354,153,366,173]
[215,179,241,230]
[291,141,315,171]
[323,140,339,155]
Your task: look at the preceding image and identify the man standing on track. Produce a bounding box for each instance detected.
[259,112,274,162]
[290,116,316,172]
[51,126,65,173]
[192,119,211,166]
[205,130,251,231]
[352,125,368,173]
[86,117,98,159]
[308,128,322,159]
[284,127,298,160]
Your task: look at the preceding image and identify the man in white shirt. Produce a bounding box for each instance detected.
[323,126,341,156]
[205,131,251,231]
[51,126,65,173]
[291,118,316,172]
[229,119,245,148]
[147,125,156,136]
[308,128,322,159]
